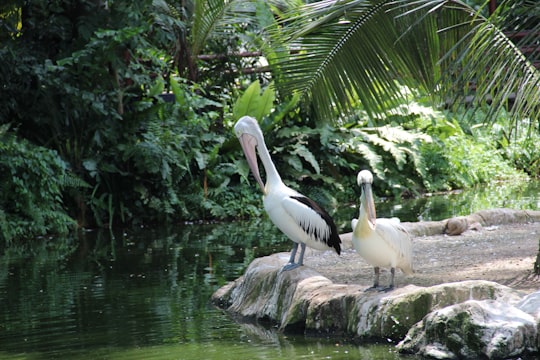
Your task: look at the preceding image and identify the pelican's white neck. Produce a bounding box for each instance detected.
[359,191,369,220]
[256,137,283,189]
[354,191,372,237]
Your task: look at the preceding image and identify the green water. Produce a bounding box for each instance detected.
[343,178,540,224]
[1,180,539,359]
[0,222,404,360]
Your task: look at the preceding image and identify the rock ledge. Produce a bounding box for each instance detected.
[213,209,540,359]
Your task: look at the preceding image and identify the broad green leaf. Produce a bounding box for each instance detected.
[170,77,186,107]
[259,82,276,118]
[233,80,261,119]
[286,155,303,172]
[233,80,275,121]
[293,144,320,174]
[148,76,165,97]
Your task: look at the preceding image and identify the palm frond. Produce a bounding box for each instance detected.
[191,0,227,56]
[272,0,407,120]
[434,0,540,122]
[154,0,263,58]
[269,0,539,124]
[191,0,261,56]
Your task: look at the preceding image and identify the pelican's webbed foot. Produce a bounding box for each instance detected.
[282,262,301,271]
[364,284,394,292]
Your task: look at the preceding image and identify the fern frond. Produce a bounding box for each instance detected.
[291,144,320,174]
[61,173,92,188]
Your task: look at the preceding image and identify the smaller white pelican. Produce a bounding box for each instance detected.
[351,170,413,291]
[234,116,341,271]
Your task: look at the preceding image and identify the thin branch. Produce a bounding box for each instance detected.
[197,51,262,61]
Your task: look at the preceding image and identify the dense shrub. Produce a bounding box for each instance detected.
[0,129,77,243]
[0,1,535,242]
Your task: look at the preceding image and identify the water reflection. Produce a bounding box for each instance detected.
[1,180,539,359]
[338,179,540,224]
[0,221,404,359]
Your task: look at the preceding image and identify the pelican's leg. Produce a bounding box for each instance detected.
[365,267,380,291]
[296,243,307,266]
[282,243,301,271]
[379,268,395,292]
[288,243,299,263]
[388,268,396,290]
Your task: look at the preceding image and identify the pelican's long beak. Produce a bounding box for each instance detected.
[362,183,377,229]
[238,133,265,193]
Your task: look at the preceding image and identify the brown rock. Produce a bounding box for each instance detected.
[444,216,469,236]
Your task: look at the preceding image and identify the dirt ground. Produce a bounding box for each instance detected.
[303,222,540,294]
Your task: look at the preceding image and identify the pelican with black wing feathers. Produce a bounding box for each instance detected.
[351,170,413,290]
[234,116,341,271]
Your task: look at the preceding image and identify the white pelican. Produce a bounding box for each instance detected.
[234,116,341,271]
[351,170,413,290]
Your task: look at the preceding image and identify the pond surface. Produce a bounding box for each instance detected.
[1,180,539,359]
[345,178,540,224]
[0,222,403,360]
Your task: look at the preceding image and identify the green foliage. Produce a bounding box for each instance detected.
[232,80,275,121]
[489,117,540,177]
[415,106,529,192]
[332,92,529,197]
[338,124,431,197]
[268,0,540,126]
[1,0,270,229]
[0,0,169,227]
[0,0,537,242]
[79,76,231,225]
[0,131,77,243]
[152,0,274,85]
[226,82,531,217]
[424,126,523,190]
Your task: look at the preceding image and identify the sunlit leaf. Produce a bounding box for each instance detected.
[267,0,540,127]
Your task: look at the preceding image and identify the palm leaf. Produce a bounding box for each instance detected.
[191,0,261,56]
[155,0,264,64]
[272,0,408,120]
[428,0,540,122]
[269,0,539,124]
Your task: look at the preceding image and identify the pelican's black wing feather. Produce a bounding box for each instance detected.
[290,196,342,255]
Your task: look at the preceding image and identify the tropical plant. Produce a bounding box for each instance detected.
[1,0,537,239]
[268,0,539,126]
[1,0,272,228]
[152,0,275,82]
[0,128,78,243]
[489,113,540,176]
[422,117,527,190]
[338,124,431,196]
[225,78,530,215]
[232,80,276,122]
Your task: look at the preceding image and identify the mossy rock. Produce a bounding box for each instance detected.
[398,299,538,359]
[212,253,524,343]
